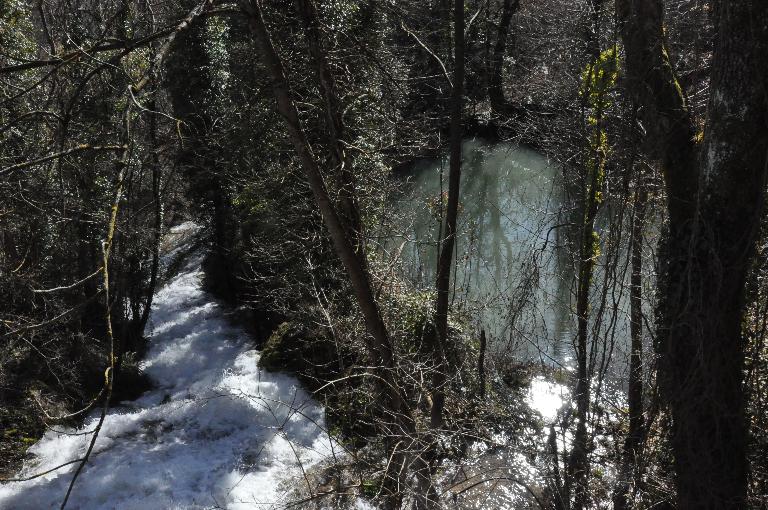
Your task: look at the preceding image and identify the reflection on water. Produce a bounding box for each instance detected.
[527,375,570,422]
[391,140,647,508]
[395,140,576,365]
[393,139,655,382]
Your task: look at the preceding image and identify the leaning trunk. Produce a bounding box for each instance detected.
[243,3,413,507]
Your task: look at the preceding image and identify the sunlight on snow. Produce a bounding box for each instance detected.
[0,224,337,510]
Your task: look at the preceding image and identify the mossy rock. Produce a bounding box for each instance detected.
[0,399,45,478]
[259,322,294,372]
[260,322,377,443]
[259,321,338,389]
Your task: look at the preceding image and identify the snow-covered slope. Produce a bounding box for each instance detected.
[0,225,337,509]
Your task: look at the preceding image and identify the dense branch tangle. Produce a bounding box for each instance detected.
[241,1,417,507]
[0,2,216,507]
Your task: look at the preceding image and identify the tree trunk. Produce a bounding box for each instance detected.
[431,0,464,430]
[242,3,413,507]
[138,94,163,337]
[478,329,486,399]
[616,1,768,507]
[488,0,518,116]
[613,174,647,510]
[567,4,605,507]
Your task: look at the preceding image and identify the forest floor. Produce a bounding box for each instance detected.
[0,224,344,509]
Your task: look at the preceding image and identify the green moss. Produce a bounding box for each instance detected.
[234,186,269,217]
[580,46,619,112]
[661,44,685,102]
[590,230,601,259]
[361,479,381,498]
[259,322,294,372]
[579,47,613,268]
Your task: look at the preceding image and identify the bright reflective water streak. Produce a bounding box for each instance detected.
[526,376,569,422]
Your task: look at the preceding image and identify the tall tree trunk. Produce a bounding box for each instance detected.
[138,92,163,337]
[478,329,486,399]
[616,1,768,507]
[569,171,599,509]
[568,4,605,507]
[614,174,647,510]
[488,0,518,116]
[242,3,413,507]
[568,140,602,510]
[431,0,464,430]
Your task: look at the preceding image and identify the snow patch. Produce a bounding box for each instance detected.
[0,233,339,509]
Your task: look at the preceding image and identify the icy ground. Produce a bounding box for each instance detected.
[0,225,339,509]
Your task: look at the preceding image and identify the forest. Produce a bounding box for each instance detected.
[0,0,767,509]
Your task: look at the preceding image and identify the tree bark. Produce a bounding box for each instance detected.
[613,174,647,510]
[488,0,519,116]
[478,329,486,399]
[138,93,163,336]
[616,1,768,507]
[431,0,464,430]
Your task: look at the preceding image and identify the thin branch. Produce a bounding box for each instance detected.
[32,267,103,294]
[0,145,126,175]
[400,22,452,89]
[0,458,86,483]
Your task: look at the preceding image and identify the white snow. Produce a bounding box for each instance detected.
[0,226,338,509]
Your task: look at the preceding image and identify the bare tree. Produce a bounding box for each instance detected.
[431,0,465,431]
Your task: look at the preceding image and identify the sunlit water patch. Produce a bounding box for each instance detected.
[526,376,569,422]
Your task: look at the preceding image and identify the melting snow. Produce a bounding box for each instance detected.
[0,228,337,509]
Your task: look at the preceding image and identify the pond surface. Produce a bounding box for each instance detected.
[393,139,652,378]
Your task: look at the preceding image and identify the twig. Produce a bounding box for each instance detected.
[32,267,103,294]
[400,22,452,89]
[0,458,86,483]
[0,145,126,175]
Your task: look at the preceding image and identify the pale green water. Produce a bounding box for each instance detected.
[392,139,656,379]
[394,140,577,366]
